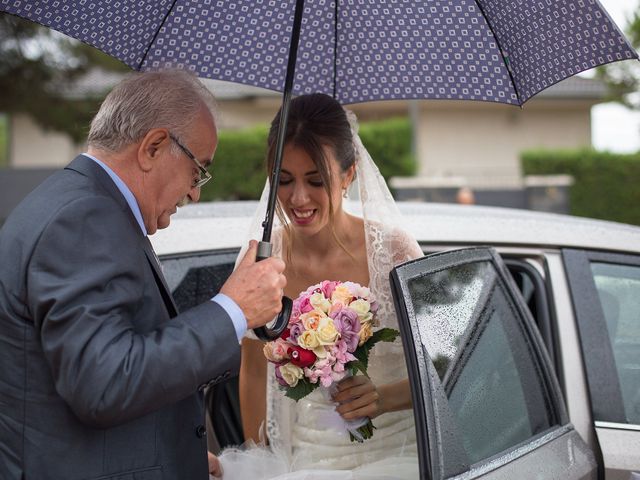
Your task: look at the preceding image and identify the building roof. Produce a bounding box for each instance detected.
[62,69,608,102]
[536,75,609,100]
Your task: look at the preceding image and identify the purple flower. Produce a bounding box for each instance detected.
[289,322,305,345]
[331,307,361,352]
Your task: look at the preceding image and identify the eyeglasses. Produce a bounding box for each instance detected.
[169,133,212,188]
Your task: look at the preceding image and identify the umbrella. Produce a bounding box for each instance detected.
[1,0,637,339]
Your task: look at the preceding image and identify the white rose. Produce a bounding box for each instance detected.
[349,298,373,322]
[310,292,331,313]
[298,330,320,349]
[316,317,339,345]
[279,363,304,387]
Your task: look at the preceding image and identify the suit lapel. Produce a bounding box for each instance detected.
[142,236,179,317]
[66,155,179,317]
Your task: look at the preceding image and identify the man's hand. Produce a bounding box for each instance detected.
[220,240,286,330]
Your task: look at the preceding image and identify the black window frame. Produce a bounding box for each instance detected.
[562,248,640,426]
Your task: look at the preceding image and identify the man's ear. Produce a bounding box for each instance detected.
[138,128,170,172]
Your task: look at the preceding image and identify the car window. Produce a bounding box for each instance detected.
[408,260,555,464]
[563,249,640,427]
[591,262,640,425]
[160,249,238,312]
[160,249,244,450]
[392,248,569,477]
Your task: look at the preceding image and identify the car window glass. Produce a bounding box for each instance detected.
[161,251,237,312]
[408,260,554,464]
[591,262,640,424]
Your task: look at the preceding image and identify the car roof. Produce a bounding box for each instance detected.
[151,201,640,256]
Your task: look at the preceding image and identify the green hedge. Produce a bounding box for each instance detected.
[521,148,640,226]
[200,118,415,201]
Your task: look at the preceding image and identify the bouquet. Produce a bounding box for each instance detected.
[262,280,399,442]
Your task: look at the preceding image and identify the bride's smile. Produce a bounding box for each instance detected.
[291,208,316,224]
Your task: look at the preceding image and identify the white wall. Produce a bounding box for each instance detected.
[414,100,593,188]
[9,113,84,168]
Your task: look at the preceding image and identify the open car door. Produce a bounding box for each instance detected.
[390,247,597,479]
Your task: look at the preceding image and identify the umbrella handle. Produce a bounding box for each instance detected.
[252,241,292,341]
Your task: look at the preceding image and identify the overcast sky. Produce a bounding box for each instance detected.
[589,0,640,153]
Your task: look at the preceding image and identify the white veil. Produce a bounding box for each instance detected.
[235,109,422,305]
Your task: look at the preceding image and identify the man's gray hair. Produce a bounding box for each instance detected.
[88,69,217,152]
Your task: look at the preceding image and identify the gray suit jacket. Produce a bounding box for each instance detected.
[0,155,240,479]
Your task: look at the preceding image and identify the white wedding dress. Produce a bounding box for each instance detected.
[216,113,423,479]
[218,225,422,479]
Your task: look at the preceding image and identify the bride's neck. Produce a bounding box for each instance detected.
[293,210,357,257]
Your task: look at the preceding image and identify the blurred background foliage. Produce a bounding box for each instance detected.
[200,118,416,201]
[522,149,640,226]
[0,14,127,143]
[597,5,640,109]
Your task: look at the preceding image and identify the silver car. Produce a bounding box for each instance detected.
[152,202,640,479]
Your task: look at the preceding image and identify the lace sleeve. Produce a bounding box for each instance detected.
[390,226,423,267]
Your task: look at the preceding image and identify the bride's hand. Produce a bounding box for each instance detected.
[208,451,223,478]
[332,375,384,420]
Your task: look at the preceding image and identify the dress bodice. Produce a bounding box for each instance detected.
[264,223,422,473]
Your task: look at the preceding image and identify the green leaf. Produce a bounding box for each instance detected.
[369,327,401,344]
[348,360,369,377]
[283,378,318,401]
[347,327,400,376]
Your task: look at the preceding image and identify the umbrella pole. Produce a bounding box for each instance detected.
[260,0,305,246]
[253,0,304,341]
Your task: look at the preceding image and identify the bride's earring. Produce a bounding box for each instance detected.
[342,187,349,198]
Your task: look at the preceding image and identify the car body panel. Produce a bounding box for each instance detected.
[152,202,640,256]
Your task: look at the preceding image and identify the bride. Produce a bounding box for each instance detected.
[216,93,422,478]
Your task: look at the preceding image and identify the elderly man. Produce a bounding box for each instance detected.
[0,70,286,479]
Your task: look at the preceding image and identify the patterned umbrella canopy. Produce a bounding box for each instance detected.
[1,0,637,106]
[2,0,636,340]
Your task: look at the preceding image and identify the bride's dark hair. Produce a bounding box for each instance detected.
[267,93,357,263]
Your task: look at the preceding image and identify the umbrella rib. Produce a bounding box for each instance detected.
[332,0,339,99]
[471,0,523,106]
[138,0,180,70]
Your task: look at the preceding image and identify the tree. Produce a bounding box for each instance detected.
[597,3,640,109]
[0,13,128,142]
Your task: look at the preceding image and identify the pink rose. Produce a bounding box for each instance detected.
[320,280,338,299]
[298,295,314,314]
